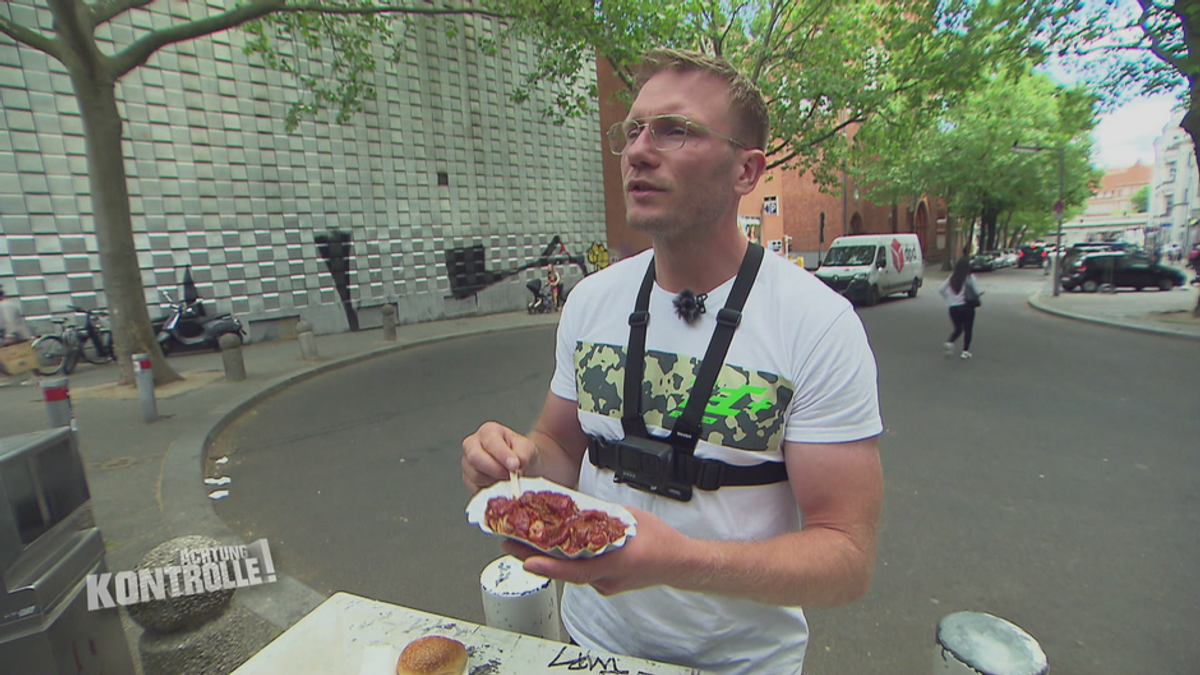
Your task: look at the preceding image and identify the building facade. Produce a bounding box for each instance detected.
[1148,111,1200,252]
[0,1,606,340]
[738,167,941,268]
[1060,162,1152,246]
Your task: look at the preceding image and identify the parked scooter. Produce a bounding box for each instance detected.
[153,290,245,354]
[526,279,555,314]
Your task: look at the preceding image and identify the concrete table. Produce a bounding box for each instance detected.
[231,592,710,675]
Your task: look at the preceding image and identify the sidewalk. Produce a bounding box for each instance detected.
[1027,281,1200,341]
[0,310,560,673]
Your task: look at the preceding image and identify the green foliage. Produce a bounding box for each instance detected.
[851,67,1100,246]
[231,0,1085,187]
[1055,0,1188,108]
[243,6,425,132]
[1131,183,1150,212]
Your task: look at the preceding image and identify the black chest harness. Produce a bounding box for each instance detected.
[587,243,789,501]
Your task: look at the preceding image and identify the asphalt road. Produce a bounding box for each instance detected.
[213,267,1200,675]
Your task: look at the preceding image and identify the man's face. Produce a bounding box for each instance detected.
[621,70,746,238]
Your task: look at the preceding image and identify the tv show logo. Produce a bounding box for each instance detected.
[87,539,276,611]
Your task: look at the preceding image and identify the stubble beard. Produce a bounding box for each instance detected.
[626,163,736,243]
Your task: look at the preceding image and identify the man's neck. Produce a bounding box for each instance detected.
[650,225,750,295]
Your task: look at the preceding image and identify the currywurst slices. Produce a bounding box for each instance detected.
[466,477,637,559]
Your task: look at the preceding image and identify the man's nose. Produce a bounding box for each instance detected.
[623,129,660,166]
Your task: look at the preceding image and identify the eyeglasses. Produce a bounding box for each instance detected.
[606,114,749,155]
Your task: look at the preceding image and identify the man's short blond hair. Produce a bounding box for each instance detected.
[633,48,770,151]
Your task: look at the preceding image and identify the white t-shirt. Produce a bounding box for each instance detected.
[550,247,883,675]
[938,275,982,307]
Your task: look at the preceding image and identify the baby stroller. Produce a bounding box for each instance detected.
[526,279,555,314]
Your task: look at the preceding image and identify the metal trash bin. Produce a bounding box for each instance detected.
[0,428,136,674]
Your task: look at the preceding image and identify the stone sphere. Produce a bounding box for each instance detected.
[126,535,236,634]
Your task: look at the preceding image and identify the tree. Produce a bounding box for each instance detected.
[0,0,543,386]
[500,0,1081,187]
[1059,1,1194,166]
[1131,183,1150,212]
[850,68,1100,258]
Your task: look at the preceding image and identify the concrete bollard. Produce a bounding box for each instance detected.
[934,611,1047,675]
[130,535,276,675]
[296,320,319,361]
[381,303,397,342]
[133,353,158,423]
[220,334,246,381]
[480,555,563,642]
[41,376,75,430]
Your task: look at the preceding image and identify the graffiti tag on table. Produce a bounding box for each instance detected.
[547,645,701,674]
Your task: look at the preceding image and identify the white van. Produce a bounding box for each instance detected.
[814,234,924,306]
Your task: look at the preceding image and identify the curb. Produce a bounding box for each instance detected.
[1026,292,1200,342]
[158,318,557,635]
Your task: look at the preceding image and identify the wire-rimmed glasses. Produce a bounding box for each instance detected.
[607,114,749,155]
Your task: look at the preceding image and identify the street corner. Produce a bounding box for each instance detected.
[71,370,227,401]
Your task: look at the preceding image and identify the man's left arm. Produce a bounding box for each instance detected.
[512,435,883,607]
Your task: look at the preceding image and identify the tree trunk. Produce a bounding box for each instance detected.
[1181,79,1200,318]
[71,72,181,386]
[942,214,957,271]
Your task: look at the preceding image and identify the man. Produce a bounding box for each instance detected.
[462,48,883,675]
[0,284,30,346]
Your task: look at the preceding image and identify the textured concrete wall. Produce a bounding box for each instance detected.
[0,0,606,338]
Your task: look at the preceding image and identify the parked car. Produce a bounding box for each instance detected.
[1060,251,1187,292]
[1017,244,1047,268]
[970,251,1003,272]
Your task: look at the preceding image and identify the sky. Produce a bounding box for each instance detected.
[1091,94,1180,169]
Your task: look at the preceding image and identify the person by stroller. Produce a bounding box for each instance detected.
[0,284,30,346]
[546,264,563,310]
[525,278,555,314]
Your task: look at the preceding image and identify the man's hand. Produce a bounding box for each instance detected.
[461,421,540,493]
[500,507,700,596]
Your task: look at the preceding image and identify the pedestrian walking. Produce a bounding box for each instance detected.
[939,257,982,359]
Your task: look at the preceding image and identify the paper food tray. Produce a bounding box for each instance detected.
[466,477,637,559]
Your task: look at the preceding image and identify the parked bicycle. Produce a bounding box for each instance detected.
[32,306,115,376]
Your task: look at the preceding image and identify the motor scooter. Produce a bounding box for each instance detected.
[526,279,555,314]
[153,290,245,354]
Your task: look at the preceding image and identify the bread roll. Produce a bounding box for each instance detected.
[396,636,467,675]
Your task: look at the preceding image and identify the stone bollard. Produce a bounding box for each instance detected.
[133,352,158,423]
[480,555,563,642]
[381,303,398,342]
[130,535,278,675]
[41,376,75,430]
[933,611,1047,675]
[220,334,246,382]
[296,320,319,361]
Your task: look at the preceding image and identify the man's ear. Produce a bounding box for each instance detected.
[733,149,767,196]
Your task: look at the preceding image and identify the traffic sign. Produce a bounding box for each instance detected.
[1052,200,1064,216]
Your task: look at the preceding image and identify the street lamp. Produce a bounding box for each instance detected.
[1012,142,1066,296]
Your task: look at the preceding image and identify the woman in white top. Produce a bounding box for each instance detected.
[938,257,982,359]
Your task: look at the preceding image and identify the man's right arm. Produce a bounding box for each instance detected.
[462,391,588,492]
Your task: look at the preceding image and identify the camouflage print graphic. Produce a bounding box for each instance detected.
[575,342,794,452]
